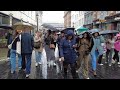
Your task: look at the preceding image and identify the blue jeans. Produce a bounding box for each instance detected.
[10,49,22,72]
[91,52,97,71]
[35,51,42,63]
[22,54,32,74]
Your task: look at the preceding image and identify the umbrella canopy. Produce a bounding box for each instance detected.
[42,23,58,31]
[12,22,34,30]
[99,30,119,35]
[88,29,100,34]
[77,26,88,35]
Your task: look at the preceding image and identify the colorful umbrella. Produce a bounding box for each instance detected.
[77,26,88,35]
[88,29,100,34]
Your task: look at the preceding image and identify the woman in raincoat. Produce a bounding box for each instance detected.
[60,30,78,79]
[77,31,93,79]
[91,30,105,76]
[113,33,120,64]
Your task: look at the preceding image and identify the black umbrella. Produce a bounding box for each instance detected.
[42,23,58,31]
[99,30,119,35]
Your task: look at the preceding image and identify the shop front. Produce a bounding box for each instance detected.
[105,13,120,30]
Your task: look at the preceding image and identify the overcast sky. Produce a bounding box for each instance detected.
[42,11,64,23]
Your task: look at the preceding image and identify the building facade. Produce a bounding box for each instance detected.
[84,11,93,29]
[64,11,71,28]
[71,11,84,30]
[0,11,43,47]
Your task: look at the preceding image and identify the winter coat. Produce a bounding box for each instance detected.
[21,33,34,54]
[91,35,105,56]
[59,30,77,63]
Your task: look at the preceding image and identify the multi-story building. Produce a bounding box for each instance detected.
[64,11,71,28]
[105,11,120,30]
[84,11,93,29]
[71,11,84,30]
[93,11,108,30]
[0,11,43,47]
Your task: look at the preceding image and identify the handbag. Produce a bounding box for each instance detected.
[50,44,55,49]
[8,35,19,49]
[34,41,41,49]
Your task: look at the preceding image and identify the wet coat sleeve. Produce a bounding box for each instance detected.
[59,39,64,58]
[31,36,34,50]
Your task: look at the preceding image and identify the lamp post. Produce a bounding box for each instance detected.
[36,12,39,31]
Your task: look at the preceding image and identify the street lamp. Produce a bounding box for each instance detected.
[36,12,39,31]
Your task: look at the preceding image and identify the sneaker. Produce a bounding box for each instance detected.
[86,77,90,79]
[11,71,15,74]
[38,62,42,65]
[109,64,111,66]
[35,63,38,67]
[26,74,30,78]
[118,62,120,65]
[93,71,97,77]
[99,63,103,66]
[53,63,56,66]
[112,59,115,64]
[76,70,78,73]
[105,62,108,64]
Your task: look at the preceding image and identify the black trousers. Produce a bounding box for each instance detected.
[113,49,119,62]
[21,54,26,69]
[7,49,10,58]
[63,61,78,79]
[98,54,103,64]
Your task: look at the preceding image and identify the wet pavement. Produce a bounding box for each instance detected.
[1,50,120,79]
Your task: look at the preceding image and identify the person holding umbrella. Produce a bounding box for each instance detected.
[13,22,34,78]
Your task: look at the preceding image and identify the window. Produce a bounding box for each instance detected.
[2,16,10,25]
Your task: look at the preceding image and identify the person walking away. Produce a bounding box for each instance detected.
[10,30,22,73]
[34,31,43,67]
[92,31,105,66]
[21,27,34,78]
[5,30,13,61]
[113,33,120,65]
[77,32,94,79]
[44,30,52,64]
[105,33,115,66]
[49,32,57,66]
[60,30,78,79]
[57,31,65,57]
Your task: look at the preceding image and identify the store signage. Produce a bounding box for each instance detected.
[115,17,120,20]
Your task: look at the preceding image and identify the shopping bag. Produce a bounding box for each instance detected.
[55,44,59,60]
[41,48,47,79]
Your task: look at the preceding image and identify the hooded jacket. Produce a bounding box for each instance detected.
[59,30,77,63]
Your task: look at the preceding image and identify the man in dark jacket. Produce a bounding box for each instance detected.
[21,28,34,78]
[5,30,13,60]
